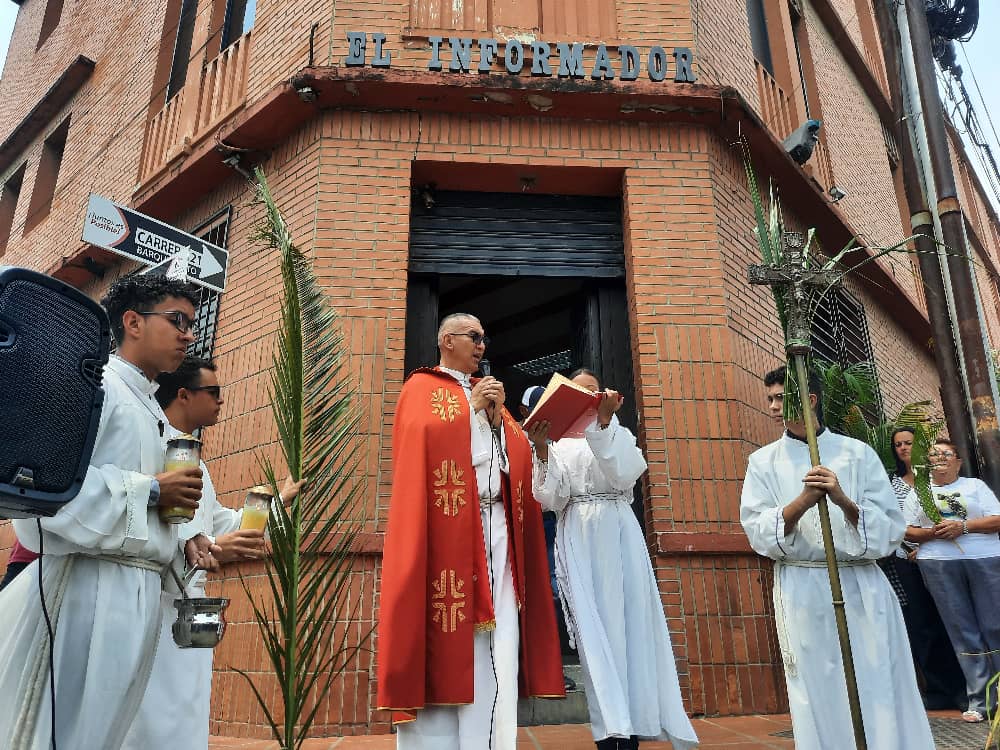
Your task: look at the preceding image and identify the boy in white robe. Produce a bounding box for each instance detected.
[122,356,302,749]
[0,275,210,750]
[740,366,933,750]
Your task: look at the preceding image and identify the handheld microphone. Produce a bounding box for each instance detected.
[479,358,491,377]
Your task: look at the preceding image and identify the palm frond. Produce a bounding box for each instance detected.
[237,168,372,750]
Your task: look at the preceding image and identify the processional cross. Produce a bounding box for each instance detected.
[747,231,868,750]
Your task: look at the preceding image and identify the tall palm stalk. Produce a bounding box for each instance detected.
[234,168,370,750]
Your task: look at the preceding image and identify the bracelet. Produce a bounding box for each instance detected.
[961,519,969,535]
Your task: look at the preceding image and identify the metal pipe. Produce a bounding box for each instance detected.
[872,0,978,465]
[904,0,1000,491]
[791,354,867,750]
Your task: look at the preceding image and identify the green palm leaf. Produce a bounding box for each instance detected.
[234,168,371,750]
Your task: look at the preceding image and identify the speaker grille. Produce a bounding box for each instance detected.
[0,279,104,493]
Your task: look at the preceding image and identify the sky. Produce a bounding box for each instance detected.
[0,1,995,203]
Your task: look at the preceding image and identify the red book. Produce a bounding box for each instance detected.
[523,373,604,441]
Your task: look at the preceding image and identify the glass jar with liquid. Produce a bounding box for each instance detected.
[159,434,202,524]
[240,485,273,531]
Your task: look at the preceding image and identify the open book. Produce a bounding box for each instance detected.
[523,372,604,441]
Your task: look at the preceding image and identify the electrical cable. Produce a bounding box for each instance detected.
[36,519,58,750]
[484,399,501,750]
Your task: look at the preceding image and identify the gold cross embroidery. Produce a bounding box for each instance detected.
[430,388,462,422]
[516,480,524,527]
[432,460,467,517]
[430,569,467,633]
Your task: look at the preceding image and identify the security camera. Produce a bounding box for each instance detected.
[828,185,847,203]
[783,119,822,165]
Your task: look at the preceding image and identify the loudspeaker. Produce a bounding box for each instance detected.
[0,267,111,518]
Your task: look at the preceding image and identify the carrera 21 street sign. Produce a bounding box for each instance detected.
[81,194,229,293]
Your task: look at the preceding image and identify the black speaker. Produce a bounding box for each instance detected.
[0,267,111,518]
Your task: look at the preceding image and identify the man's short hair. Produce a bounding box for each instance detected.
[763,364,824,422]
[101,275,200,345]
[763,365,823,398]
[437,313,480,346]
[155,356,215,408]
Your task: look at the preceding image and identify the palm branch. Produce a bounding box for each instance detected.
[815,359,880,434]
[234,168,371,750]
[987,671,1000,748]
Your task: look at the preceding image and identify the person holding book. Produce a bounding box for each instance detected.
[526,368,698,750]
[902,438,1000,723]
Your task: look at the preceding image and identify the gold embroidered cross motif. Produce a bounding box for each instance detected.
[433,460,467,517]
[516,480,524,526]
[430,388,462,422]
[431,569,466,633]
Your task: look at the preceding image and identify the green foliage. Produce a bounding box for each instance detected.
[236,169,370,750]
[817,360,879,433]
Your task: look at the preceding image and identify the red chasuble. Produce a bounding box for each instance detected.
[376,368,565,722]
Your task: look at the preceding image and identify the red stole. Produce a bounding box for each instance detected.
[376,369,564,721]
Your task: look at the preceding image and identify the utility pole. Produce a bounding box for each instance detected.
[871,0,978,468]
[904,0,1000,491]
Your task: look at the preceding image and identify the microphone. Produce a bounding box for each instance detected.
[479,358,491,377]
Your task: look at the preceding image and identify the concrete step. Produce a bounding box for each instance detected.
[518,663,590,726]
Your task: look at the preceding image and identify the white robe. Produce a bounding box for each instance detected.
[532,416,698,748]
[122,425,241,750]
[740,430,934,750]
[0,356,181,750]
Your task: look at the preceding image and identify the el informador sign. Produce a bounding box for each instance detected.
[343,32,697,84]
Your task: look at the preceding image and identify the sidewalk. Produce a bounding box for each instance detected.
[209,710,990,749]
[210,714,794,749]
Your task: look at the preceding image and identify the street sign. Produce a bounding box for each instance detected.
[81,194,229,292]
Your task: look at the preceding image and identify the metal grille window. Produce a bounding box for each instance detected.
[811,287,883,417]
[187,208,230,359]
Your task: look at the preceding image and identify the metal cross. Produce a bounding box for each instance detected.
[747,231,842,354]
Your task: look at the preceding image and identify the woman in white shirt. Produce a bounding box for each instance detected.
[526,369,698,750]
[903,437,1000,723]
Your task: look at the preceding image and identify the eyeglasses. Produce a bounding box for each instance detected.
[450,331,490,347]
[928,450,956,459]
[137,310,198,336]
[186,385,222,400]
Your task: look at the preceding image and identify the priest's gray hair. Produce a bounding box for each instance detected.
[437,313,480,345]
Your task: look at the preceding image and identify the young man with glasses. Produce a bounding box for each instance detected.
[903,438,1000,723]
[0,274,211,750]
[122,356,301,749]
[377,313,564,750]
[740,366,933,750]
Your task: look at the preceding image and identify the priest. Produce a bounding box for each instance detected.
[377,313,564,750]
[0,275,206,750]
[740,366,933,750]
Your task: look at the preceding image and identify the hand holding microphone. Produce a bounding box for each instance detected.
[471,359,505,427]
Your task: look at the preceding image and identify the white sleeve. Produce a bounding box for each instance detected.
[583,415,647,490]
[14,396,155,557]
[837,446,904,559]
[740,456,795,560]
[532,446,572,513]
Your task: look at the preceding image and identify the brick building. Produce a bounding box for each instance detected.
[1,0,999,738]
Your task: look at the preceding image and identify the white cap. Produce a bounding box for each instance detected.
[521,385,544,409]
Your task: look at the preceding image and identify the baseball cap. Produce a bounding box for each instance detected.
[521,385,545,411]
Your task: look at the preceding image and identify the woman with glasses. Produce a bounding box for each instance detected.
[526,369,697,750]
[903,438,1000,723]
[879,429,965,711]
